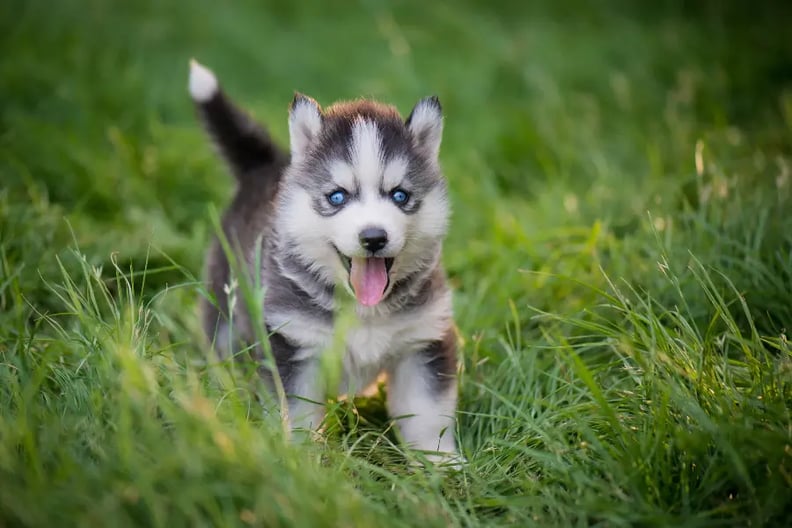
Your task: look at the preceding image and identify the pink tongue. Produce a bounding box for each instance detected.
[350,257,388,306]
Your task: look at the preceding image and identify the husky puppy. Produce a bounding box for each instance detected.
[189,60,458,461]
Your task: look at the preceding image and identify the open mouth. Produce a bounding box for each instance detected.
[335,247,394,307]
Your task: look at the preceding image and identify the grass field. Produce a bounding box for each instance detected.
[2,0,791,525]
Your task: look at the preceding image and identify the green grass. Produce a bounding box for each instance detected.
[2,0,791,525]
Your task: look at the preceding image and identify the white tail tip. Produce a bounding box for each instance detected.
[189,59,218,103]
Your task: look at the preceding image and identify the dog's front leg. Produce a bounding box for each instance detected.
[267,332,326,435]
[386,335,459,465]
[282,359,325,435]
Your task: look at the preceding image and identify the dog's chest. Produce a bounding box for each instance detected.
[268,291,452,391]
[341,297,451,389]
[346,316,411,365]
[340,316,420,393]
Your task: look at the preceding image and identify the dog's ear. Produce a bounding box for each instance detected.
[289,93,323,163]
[406,96,443,159]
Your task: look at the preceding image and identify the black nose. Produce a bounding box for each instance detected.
[359,227,388,252]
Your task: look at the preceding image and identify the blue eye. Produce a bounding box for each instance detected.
[327,190,348,206]
[391,189,409,205]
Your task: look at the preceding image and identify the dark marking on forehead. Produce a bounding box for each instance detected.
[295,103,404,186]
[321,100,412,162]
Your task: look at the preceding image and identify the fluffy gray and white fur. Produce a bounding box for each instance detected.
[189,60,458,461]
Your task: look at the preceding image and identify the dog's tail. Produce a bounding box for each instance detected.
[188,59,288,188]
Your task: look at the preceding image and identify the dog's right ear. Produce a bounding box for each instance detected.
[289,93,322,163]
[406,96,443,160]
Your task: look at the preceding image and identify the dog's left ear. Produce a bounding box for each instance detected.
[406,96,443,159]
[289,93,323,163]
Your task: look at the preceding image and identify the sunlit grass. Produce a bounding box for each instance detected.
[1,0,791,525]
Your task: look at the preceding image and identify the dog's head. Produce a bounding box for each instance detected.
[276,94,449,307]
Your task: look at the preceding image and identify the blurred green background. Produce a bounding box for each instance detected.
[1,0,791,526]
[2,0,791,329]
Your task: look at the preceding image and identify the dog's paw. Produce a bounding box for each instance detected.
[414,450,466,472]
[430,452,466,472]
